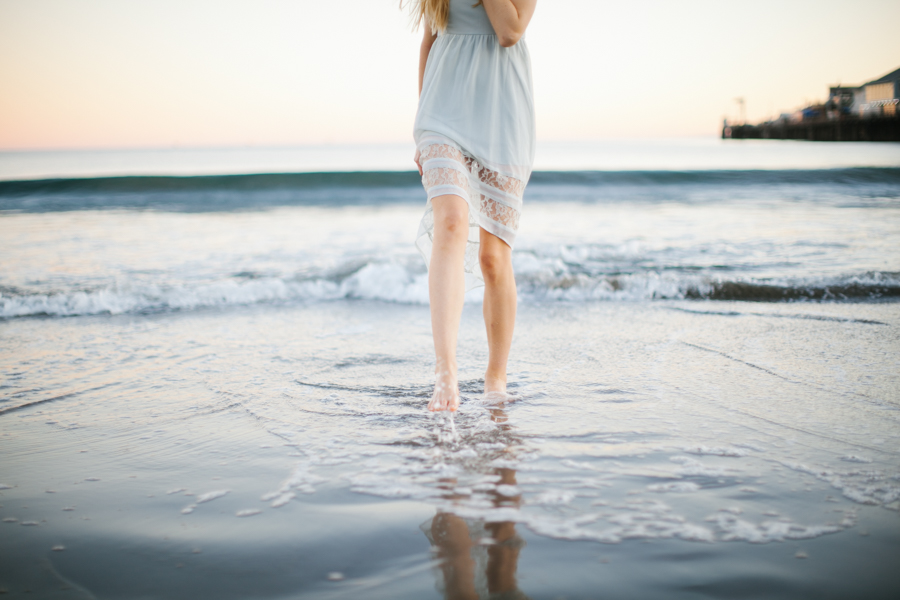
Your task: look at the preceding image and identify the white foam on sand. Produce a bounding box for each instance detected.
[780,462,900,507]
[260,464,325,508]
[196,490,230,504]
[647,482,701,493]
[239,392,878,547]
[681,445,749,457]
[180,489,230,514]
[709,511,852,544]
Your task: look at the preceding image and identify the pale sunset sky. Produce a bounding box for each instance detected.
[1,0,898,150]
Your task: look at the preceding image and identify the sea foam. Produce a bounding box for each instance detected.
[2,265,897,319]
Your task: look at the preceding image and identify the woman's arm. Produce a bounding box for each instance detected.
[481,0,537,48]
[415,27,438,174]
[419,28,438,96]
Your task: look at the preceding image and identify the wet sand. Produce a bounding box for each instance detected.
[1,300,899,598]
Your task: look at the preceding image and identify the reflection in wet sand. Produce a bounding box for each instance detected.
[425,408,531,600]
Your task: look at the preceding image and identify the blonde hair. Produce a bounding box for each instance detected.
[402,0,483,33]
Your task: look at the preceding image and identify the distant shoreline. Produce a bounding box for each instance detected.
[2,138,899,181]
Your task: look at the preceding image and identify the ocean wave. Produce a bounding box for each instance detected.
[529,167,900,187]
[0,265,427,319]
[2,263,897,319]
[517,272,900,302]
[1,167,897,212]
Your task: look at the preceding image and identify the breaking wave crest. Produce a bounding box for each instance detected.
[2,261,897,319]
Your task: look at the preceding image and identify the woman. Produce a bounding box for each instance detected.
[406,0,537,411]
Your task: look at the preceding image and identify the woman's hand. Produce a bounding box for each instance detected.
[414,149,423,176]
[481,0,537,47]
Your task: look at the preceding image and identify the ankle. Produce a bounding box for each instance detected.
[484,372,507,393]
[435,358,458,378]
[484,369,506,383]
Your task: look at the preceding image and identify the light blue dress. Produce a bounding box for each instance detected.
[414,0,535,289]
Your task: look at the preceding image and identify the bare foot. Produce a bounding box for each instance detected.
[429,364,460,412]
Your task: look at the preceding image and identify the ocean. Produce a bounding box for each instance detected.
[1,137,899,599]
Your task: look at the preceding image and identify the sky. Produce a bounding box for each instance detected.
[0,0,898,150]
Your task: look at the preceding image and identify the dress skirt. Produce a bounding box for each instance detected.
[413,10,535,290]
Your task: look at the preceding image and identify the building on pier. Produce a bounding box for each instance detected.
[724,66,899,141]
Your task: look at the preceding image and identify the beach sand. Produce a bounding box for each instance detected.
[2,299,898,599]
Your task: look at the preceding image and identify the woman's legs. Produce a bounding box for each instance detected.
[479,228,517,395]
[428,194,470,411]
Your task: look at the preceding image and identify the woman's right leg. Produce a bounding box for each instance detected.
[428,194,470,412]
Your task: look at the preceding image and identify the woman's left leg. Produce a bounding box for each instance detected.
[479,228,516,395]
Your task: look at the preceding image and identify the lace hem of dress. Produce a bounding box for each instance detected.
[414,135,527,290]
[418,141,524,238]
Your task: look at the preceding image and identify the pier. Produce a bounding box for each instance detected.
[723,115,900,142]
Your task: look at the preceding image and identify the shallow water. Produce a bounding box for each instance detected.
[2,300,899,598]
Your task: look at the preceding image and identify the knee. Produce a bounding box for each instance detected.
[479,246,510,282]
[434,206,469,240]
